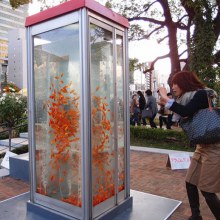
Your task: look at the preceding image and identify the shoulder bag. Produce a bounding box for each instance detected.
[142,108,153,118]
[180,95,220,145]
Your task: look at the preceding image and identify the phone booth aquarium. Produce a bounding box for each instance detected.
[25,0,132,219]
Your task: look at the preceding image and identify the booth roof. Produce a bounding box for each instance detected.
[25,0,129,28]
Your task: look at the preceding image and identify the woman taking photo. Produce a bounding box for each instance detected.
[158,71,220,220]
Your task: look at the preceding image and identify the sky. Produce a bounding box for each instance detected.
[129,39,171,90]
[28,0,41,15]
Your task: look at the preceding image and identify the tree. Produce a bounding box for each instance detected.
[0,93,27,151]
[106,0,220,90]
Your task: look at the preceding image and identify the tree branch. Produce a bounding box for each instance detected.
[179,58,187,63]
[143,53,170,73]
[128,16,165,26]
[175,15,190,30]
[178,49,187,58]
[143,25,164,39]
[180,0,195,20]
[157,35,168,43]
[136,0,158,17]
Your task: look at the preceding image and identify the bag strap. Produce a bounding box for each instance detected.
[207,96,213,112]
[206,90,217,112]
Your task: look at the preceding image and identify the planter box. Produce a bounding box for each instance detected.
[9,153,29,182]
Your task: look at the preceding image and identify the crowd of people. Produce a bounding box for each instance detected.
[130,89,174,129]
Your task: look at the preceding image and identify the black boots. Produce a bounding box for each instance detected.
[186,182,220,220]
[188,216,203,220]
[201,190,220,220]
[186,182,203,220]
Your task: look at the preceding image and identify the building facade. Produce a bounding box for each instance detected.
[0,0,28,86]
[8,28,27,89]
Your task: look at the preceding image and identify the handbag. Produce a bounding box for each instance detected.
[142,108,153,118]
[180,95,220,145]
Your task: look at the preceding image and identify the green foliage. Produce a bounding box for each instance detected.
[130,126,191,150]
[128,24,145,41]
[0,131,10,140]
[130,126,186,141]
[188,0,217,88]
[0,93,27,127]
[105,1,112,9]
[198,67,220,89]
[129,58,143,84]
[9,0,32,8]
[0,145,28,159]
[129,58,141,72]
[12,144,28,154]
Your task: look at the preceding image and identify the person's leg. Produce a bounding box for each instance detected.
[201,190,220,219]
[161,116,168,128]
[166,114,172,129]
[186,182,202,220]
[159,116,163,128]
[149,114,157,128]
[130,114,135,126]
[134,112,139,125]
[142,116,147,126]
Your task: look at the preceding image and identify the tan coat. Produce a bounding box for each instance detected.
[186,141,220,193]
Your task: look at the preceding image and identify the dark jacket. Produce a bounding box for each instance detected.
[170,89,220,193]
[139,96,146,110]
[170,90,208,117]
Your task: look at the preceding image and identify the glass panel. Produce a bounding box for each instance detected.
[116,35,125,194]
[90,23,115,206]
[34,23,82,207]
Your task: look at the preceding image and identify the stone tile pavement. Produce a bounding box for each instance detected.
[130,148,215,220]
[0,176,29,201]
[0,147,216,220]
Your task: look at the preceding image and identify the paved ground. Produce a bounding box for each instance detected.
[130,149,215,220]
[0,148,216,220]
[0,176,29,201]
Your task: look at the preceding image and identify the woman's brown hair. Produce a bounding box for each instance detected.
[171,71,205,93]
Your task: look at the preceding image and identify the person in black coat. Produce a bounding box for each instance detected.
[137,91,147,125]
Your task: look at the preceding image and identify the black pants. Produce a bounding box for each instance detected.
[159,114,172,129]
[147,113,157,128]
[186,182,220,219]
[130,112,140,126]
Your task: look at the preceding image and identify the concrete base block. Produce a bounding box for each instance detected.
[9,153,29,182]
[0,190,181,220]
[27,196,133,220]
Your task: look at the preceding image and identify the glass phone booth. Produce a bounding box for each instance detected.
[26,0,132,219]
